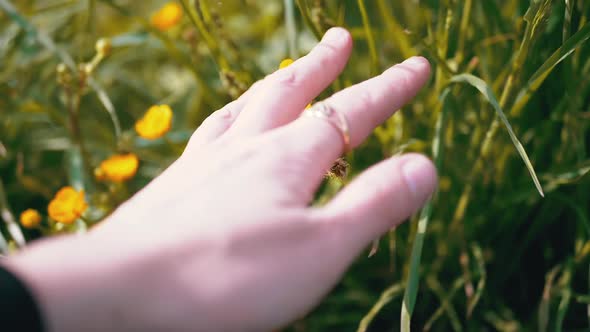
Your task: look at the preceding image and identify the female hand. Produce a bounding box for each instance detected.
[3,27,436,332]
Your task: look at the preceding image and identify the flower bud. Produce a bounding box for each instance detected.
[95,38,112,56]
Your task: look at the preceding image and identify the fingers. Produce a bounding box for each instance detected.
[276,56,431,182]
[312,154,437,251]
[188,27,353,148]
[228,27,353,136]
[185,81,262,150]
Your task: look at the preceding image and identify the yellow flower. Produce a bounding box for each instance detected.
[151,2,183,31]
[20,209,42,229]
[135,105,173,140]
[48,187,88,224]
[279,58,294,69]
[96,153,139,182]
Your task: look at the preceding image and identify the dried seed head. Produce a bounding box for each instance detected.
[78,62,93,77]
[95,38,112,56]
[327,157,349,180]
[56,63,71,85]
[56,63,68,74]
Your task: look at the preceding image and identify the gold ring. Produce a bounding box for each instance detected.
[302,102,351,153]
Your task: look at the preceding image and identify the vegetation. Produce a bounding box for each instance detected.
[1,0,590,331]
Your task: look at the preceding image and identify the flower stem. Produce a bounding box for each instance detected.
[65,75,93,190]
[180,0,230,71]
[0,179,25,248]
[284,0,298,59]
[357,0,379,75]
[295,0,323,40]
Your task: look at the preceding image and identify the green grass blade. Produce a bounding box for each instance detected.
[556,270,573,332]
[357,283,404,332]
[563,0,574,42]
[0,0,122,143]
[88,79,122,144]
[0,179,25,248]
[539,265,561,332]
[0,230,7,254]
[375,0,413,59]
[425,276,463,332]
[401,202,432,331]
[284,0,298,59]
[401,88,451,331]
[295,0,323,40]
[543,164,590,191]
[66,145,85,190]
[179,0,227,70]
[449,73,544,197]
[455,0,473,63]
[467,244,487,317]
[423,277,467,331]
[357,0,379,75]
[512,23,590,116]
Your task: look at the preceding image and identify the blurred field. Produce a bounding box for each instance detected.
[1,0,590,331]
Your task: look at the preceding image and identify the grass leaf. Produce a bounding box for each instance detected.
[401,88,451,331]
[450,73,544,197]
[512,23,590,116]
[357,283,404,332]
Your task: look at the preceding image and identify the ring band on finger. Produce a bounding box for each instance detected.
[301,102,351,153]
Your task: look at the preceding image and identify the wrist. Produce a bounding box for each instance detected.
[2,222,228,332]
[2,234,134,332]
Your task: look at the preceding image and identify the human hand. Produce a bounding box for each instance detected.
[3,27,436,332]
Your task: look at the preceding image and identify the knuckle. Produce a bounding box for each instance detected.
[274,67,305,89]
[356,87,376,110]
[199,108,230,131]
[185,106,235,150]
[313,43,340,68]
[206,108,231,124]
[259,138,316,200]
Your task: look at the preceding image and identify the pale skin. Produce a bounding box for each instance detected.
[2,28,437,331]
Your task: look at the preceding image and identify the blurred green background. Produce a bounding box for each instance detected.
[1,0,590,331]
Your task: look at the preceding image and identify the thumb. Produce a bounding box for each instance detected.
[313,153,437,251]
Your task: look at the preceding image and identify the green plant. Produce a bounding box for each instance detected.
[1,1,589,330]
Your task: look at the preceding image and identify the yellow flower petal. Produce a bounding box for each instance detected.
[20,209,42,229]
[151,2,183,31]
[135,105,173,140]
[48,187,88,224]
[97,153,139,182]
[279,58,294,69]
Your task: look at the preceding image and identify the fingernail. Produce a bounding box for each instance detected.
[401,156,436,201]
[322,27,348,45]
[403,56,428,67]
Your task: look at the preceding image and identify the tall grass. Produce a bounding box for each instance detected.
[1,0,590,331]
